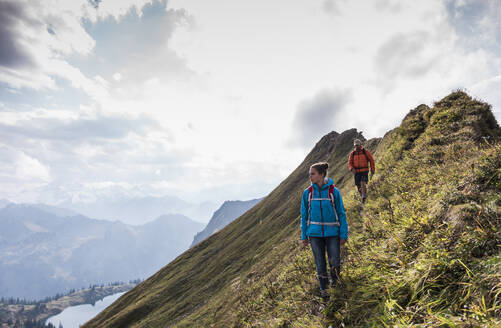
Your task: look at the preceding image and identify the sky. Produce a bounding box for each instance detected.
[0,0,500,205]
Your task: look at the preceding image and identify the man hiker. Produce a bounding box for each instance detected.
[348,139,375,203]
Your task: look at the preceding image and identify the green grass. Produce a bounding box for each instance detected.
[82,91,500,328]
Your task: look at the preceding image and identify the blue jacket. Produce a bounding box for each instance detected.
[300,177,348,240]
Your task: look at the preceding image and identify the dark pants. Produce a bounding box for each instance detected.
[354,171,368,187]
[309,236,341,291]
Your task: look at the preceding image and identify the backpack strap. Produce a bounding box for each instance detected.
[328,184,340,224]
[307,186,313,227]
[362,148,369,163]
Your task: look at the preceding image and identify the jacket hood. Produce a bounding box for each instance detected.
[311,177,335,189]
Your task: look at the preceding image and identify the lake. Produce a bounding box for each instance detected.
[45,292,126,328]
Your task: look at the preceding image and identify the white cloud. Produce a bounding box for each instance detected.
[84,0,158,22]
[0,0,95,89]
[15,152,51,183]
[0,0,185,100]
[0,146,50,201]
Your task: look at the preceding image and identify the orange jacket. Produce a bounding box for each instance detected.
[348,147,375,173]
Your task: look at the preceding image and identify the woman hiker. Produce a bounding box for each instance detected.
[300,162,349,301]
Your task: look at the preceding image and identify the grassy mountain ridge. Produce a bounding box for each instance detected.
[225,91,500,327]
[83,91,500,327]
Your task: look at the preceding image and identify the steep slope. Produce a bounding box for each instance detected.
[82,128,366,327]
[0,205,203,299]
[211,91,501,327]
[191,198,263,247]
[83,91,500,327]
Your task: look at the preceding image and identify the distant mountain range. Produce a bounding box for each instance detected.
[191,198,263,247]
[0,203,203,299]
[58,195,218,225]
[0,196,218,226]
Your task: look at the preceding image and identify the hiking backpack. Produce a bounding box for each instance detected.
[306,184,340,227]
[350,148,370,169]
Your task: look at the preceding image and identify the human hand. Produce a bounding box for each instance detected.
[340,238,346,245]
[301,239,309,246]
[370,172,374,180]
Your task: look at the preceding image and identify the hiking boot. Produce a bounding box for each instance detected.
[330,266,342,288]
[320,289,330,301]
[331,276,345,288]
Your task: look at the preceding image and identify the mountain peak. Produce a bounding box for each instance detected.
[432,90,500,141]
[190,198,263,247]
